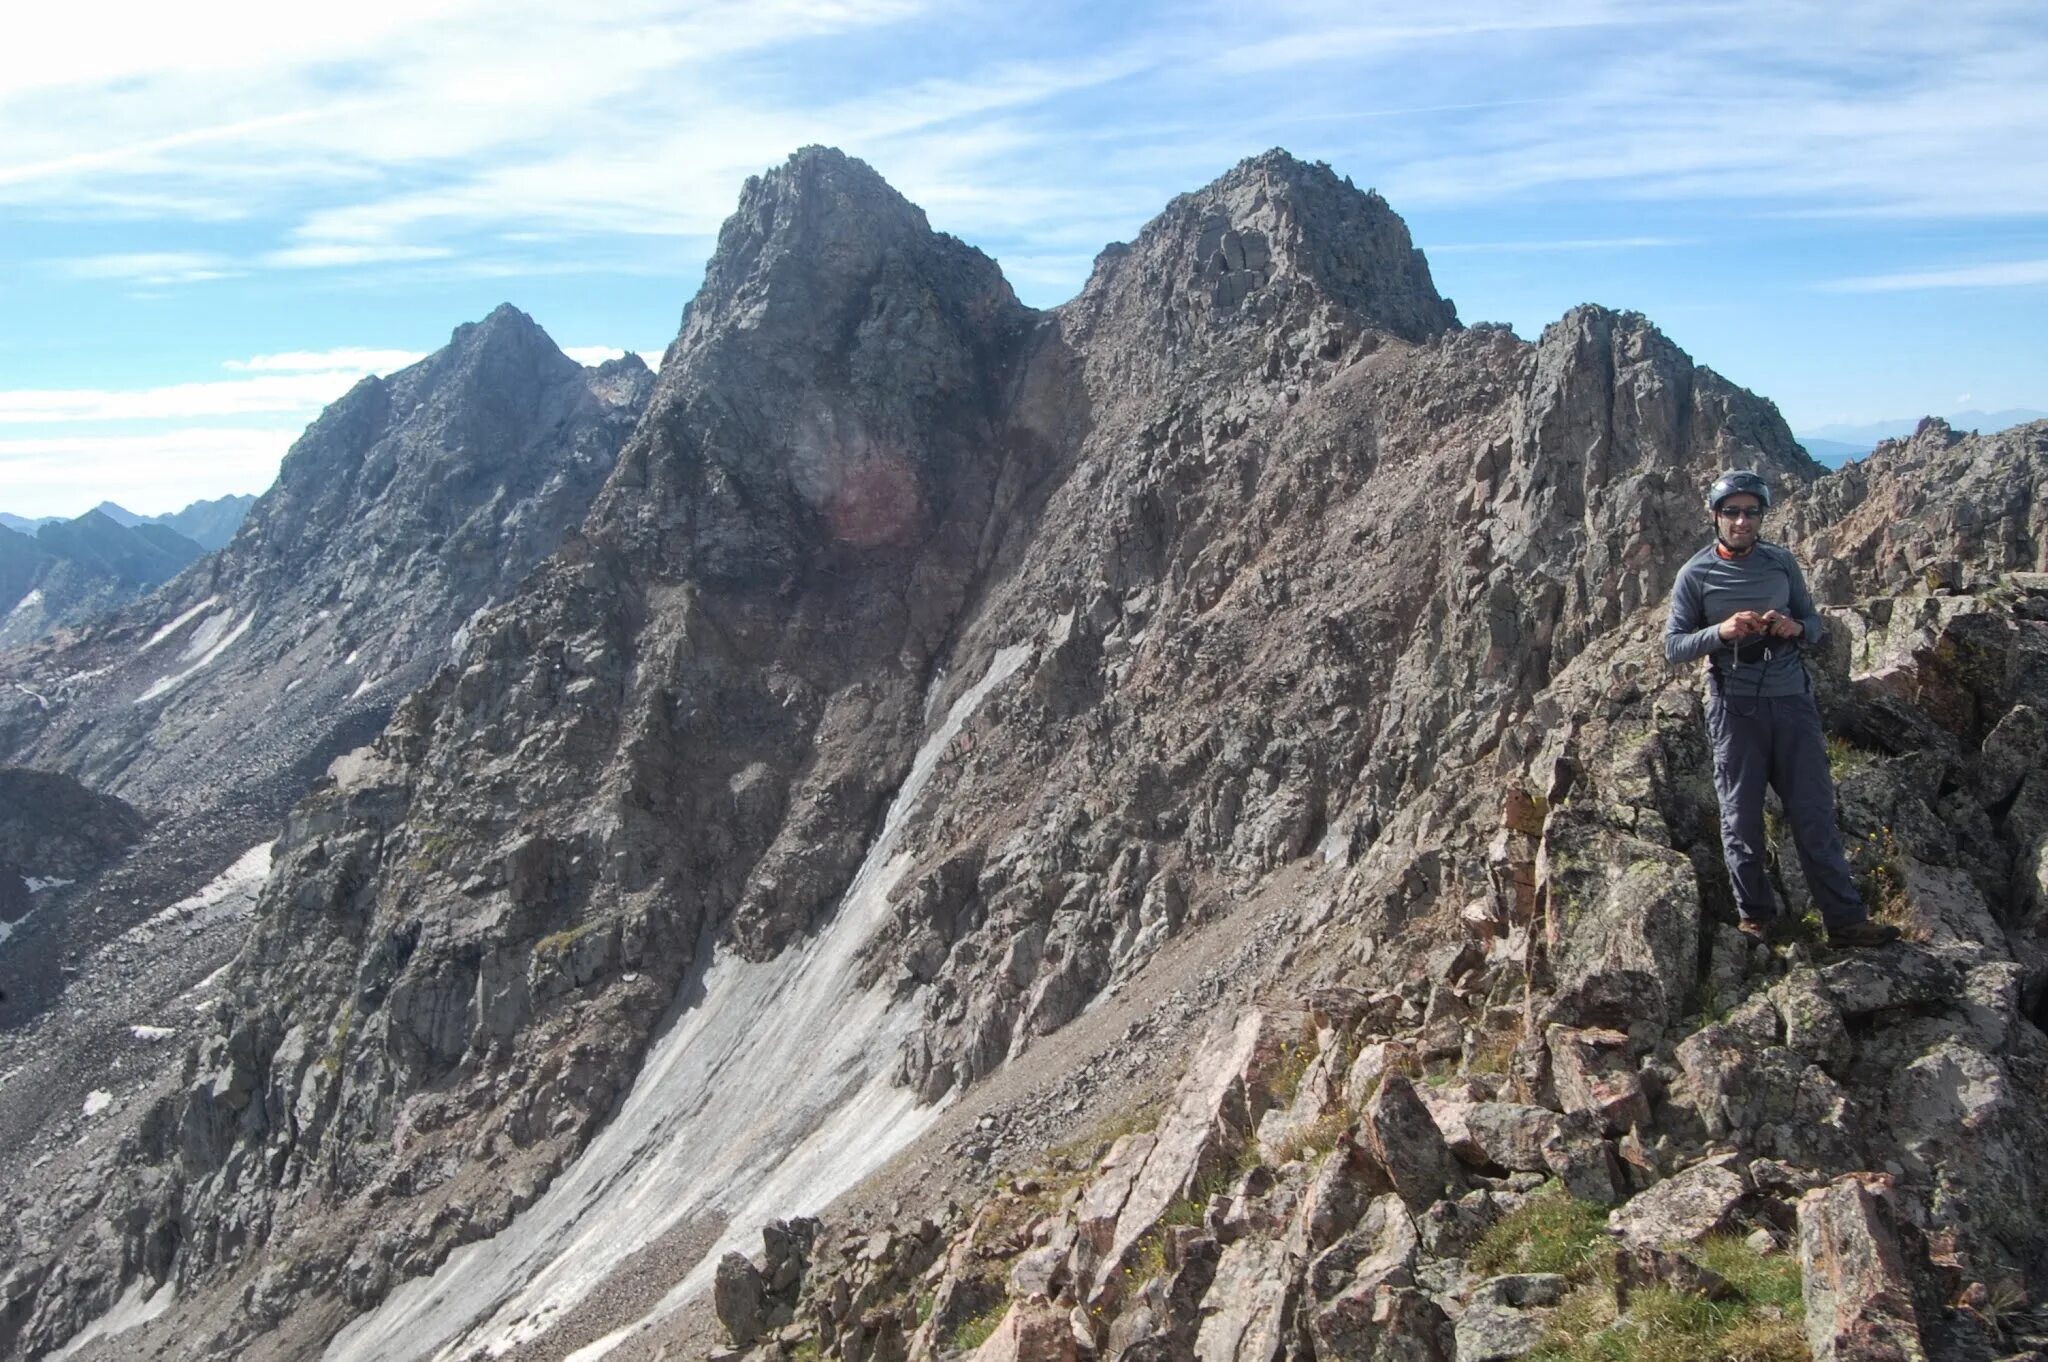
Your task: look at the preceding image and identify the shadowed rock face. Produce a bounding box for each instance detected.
[4,148,2044,1362]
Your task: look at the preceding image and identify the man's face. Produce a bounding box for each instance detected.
[1716,495,1764,549]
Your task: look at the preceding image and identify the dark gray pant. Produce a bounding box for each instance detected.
[1706,687,1866,928]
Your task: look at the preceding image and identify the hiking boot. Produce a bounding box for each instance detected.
[1736,916,1785,946]
[1827,920,1902,949]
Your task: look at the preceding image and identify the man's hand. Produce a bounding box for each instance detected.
[1761,610,1803,640]
[1719,610,1766,643]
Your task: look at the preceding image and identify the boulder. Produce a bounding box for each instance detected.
[1536,811,1700,1032]
[1194,1237,1296,1362]
[1813,948,1964,1020]
[970,1299,1080,1362]
[1540,1111,1629,1206]
[1345,1040,1417,1111]
[1073,1010,1292,1298]
[714,1252,769,1347]
[1469,1273,1571,1309]
[1297,1129,1389,1252]
[1797,1174,1927,1362]
[1609,1159,1748,1248]
[1454,1301,1549,1362]
[1305,1192,1419,1306]
[1611,1246,1734,1305]
[1418,1189,1503,1259]
[1673,1028,1860,1169]
[1311,1283,1456,1362]
[1359,1073,1460,1212]
[1457,1103,1561,1173]
[1546,1026,1650,1135]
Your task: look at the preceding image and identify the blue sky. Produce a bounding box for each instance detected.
[2,0,2044,516]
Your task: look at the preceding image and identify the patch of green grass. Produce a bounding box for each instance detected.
[1468,1184,1610,1279]
[1693,1234,1802,1310]
[1533,1284,1805,1362]
[1852,828,1928,943]
[1763,805,1789,849]
[533,921,599,958]
[1825,735,1875,779]
[1125,1229,1169,1285]
[1266,1109,1351,1166]
[787,1340,823,1362]
[947,1301,1008,1352]
[318,1003,356,1076]
[1531,1235,1806,1362]
[1269,1039,1320,1106]
[1466,1019,1524,1076]
[1043,1097,1167,1170]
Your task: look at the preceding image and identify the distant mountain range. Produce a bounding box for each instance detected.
[0,511,210,649]
[0,493,255,551]
[1796,407,2048,465]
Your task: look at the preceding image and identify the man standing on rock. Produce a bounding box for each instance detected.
[1665,471,1900,949]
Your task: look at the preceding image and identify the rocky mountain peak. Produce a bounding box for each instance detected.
[681,146,1016,347]
[1065,148,1457,379]
[595,146,1034,586]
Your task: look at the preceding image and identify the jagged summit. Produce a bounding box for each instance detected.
[596,146,1035,586]
[1067,147,1458,364]
[679,147,1018,349]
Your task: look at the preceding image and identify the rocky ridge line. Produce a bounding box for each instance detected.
[2,152,2043,1362]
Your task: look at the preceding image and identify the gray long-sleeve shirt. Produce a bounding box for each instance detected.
[1664,540,1822,696]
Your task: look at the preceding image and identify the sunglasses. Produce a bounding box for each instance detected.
[1717,505,1766,521]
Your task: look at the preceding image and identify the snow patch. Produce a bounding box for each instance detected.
[140,595,221,652]
[26,876,73,892]
[11,682,49,711]
[47,1275,175,1361]
[189,962,232,997]
[178,606,238,661]
[350,676,378,701]
[327,642,1036,1362]
[82,1090,113,1117]
[6,588,42,620]
[130,1025,177,1042]
[450,601,492,660]
[125,842,273,942]
[136,611,254,703]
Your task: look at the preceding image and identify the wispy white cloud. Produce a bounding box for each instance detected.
[0,373,378,423]
[261,244,454,268]
[0,348,428,424]
[0,427,296,517]
[1424,236,1697,254]
[58,251,239,283]
[223,348,426,373]
[1816,258,2048,292]
[1212,3,1655,74]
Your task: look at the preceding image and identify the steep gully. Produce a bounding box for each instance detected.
[328,645,1032,1362]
